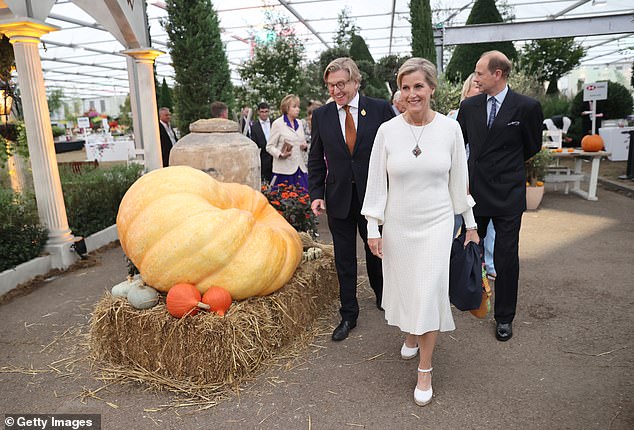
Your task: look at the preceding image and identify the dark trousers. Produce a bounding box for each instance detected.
[476,213,523,324]
[327,188,383,322]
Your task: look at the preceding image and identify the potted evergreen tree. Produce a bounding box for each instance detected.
[525,148,553,210]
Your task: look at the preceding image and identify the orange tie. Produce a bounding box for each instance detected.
[343,105,356,154]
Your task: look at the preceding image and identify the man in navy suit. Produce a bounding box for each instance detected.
[158,107,177,167]
[308,57,394,341]
[250,102,273,182]
[457,51,543,342]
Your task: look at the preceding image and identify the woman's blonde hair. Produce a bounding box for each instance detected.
[279,94,300,115]
[460,73,476,101]
[397,57,438,90]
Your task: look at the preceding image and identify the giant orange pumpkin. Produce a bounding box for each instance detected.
[116,166,302,300]
[581,134,604,152]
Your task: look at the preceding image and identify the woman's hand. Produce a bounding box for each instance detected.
[368,238,383,259]
[464,229,480,246]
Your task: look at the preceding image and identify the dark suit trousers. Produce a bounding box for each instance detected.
[476,213,523,324]
[327,187,383,322]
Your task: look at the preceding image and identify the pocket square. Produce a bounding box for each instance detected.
[507,121,520,126]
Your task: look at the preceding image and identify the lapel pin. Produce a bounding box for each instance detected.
[361,109,366,116]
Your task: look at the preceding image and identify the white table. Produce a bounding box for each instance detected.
[85,138,135,162]
[599,127,632,161]
[545,150,610,201]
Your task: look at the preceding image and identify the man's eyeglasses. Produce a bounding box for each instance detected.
[326,80,349,91]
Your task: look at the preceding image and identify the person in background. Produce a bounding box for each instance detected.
[210,101,228,119]
[158,107,177,167]
[362,57,478,407]
[302,100,323,165]
[250,102,273,183]
[457,50,543,342]
[391,90,406,116]
[239,105,252,137]
[266,94,308,189]
[308,57,394,342]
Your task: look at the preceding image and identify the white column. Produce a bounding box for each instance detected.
[125,56,144,163]
[0,20,77,268]
[122,48,163,171]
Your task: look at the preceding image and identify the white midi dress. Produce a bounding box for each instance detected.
[361,113,475,335]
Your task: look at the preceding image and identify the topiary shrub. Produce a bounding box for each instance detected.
[568,81,634,144]
[540,94,571,120]
[60,163,143,238]
[0,189,48,272]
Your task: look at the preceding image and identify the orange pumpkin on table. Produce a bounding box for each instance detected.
[581,134,604,152]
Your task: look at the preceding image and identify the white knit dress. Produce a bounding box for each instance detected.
[361,113,475,335]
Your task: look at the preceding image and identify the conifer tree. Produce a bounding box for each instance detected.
[158,78,173,110]
[163,0,233,132]
[444,0,517,83]
[410,0,436,65]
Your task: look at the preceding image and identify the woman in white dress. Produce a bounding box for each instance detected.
[361,58,480,406]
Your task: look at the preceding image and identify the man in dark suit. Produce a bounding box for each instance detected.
[308,57,394,341]
[158,107,177,167]
[250,102,273,182]
[457,50,543,342]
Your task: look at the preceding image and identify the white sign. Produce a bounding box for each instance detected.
[102,118,109,131]
[77,117,90,128]
[583,82,608,102]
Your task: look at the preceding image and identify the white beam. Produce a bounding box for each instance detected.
[441,13,634,45]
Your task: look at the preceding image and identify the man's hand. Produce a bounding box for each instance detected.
[311,199,326,216]
[368,238,383,259]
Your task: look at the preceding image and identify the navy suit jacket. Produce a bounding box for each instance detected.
[250,118,273,180]
[159,122,176,167]
[457,89,543,216]
[308,95,394,219]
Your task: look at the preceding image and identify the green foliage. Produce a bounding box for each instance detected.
[118,95,132,128]
[508,70,543,99]
[349,35,389,100]
[432,76,462,115]
[520,38,585,95]
[297,60,330,106]
[525,148,553,186]
[349,34,374,63]
[445,0,517,83]
[59,164,143,238]
[51,125,66,138]
[239,13,305,110]
[0,35,14,83]
[333,7,359,48]
[410,0,436,64]
[0,189,48,272]
[376,55,410,94]
[0,121,29,168]
[47,88,65,114]
[568,80,634,143]
[158,78,173,111]
[540,94,571,119]
[163,0,233,133]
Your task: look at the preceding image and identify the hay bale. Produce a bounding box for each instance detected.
[89,237,337,388]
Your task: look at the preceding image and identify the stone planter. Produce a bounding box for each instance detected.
[526,186,545,210]
[169,118,261,189]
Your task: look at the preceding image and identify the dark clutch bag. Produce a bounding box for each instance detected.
[449,232,483,311]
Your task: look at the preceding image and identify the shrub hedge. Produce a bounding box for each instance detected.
[0,190,48,272]
[60,163,143,238]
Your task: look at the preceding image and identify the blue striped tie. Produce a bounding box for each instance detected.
[487,97,497,129]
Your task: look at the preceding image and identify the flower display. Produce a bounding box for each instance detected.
[261,182,316,235]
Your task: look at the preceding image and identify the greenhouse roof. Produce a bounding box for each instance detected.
[3,0,634,100]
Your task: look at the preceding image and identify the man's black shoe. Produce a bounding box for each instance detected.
[332,320,356,341]
[495,322,513,341]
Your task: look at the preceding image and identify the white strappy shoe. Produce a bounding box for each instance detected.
[400,343,419,360]
[414,367,433,406]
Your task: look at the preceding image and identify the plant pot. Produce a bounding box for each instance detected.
[526,186,545,210]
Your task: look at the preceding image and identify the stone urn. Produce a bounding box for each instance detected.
[169,118,261,189]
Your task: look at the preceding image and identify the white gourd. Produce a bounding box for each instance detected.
[127,283,159,309]
[111,275,142,298]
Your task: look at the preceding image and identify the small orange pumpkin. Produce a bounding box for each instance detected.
[166,283,210,318]
[202,286,233,316]
[581,134,604,152]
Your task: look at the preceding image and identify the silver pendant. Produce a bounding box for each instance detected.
[412,145,422,157]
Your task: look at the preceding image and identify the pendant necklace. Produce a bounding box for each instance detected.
[406,114,428,158]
